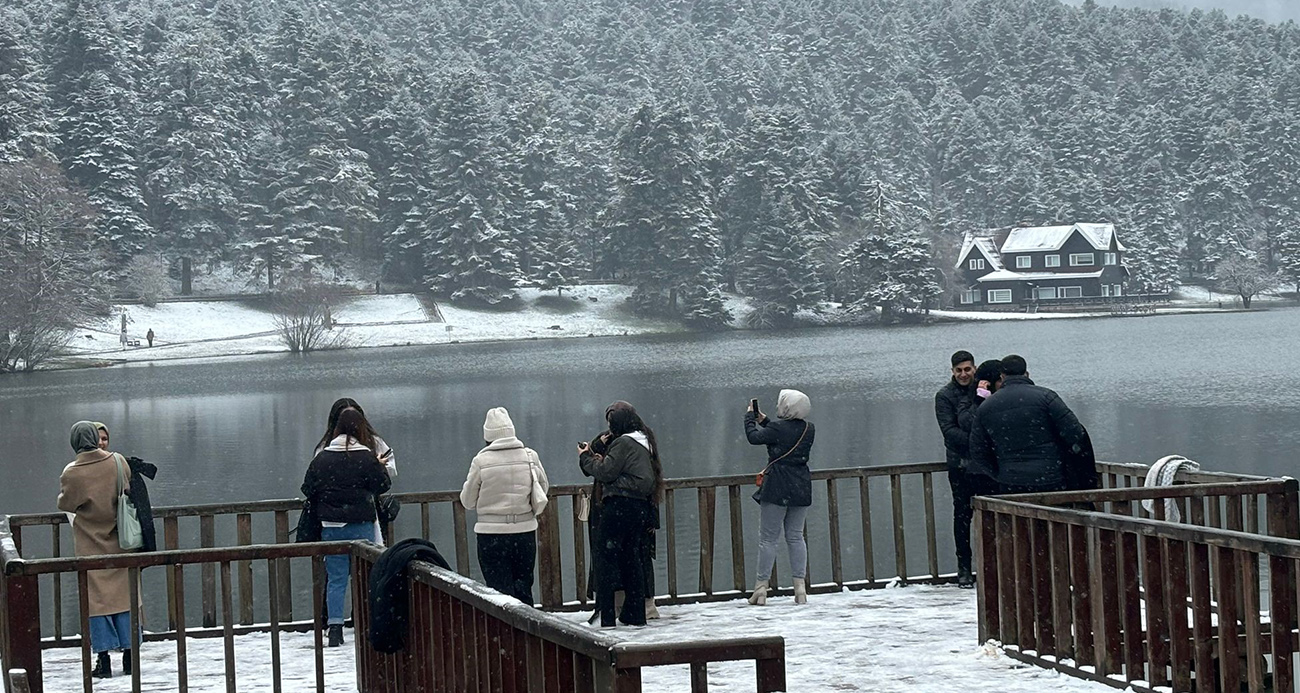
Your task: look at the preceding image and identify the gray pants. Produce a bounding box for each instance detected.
[756,502,810,581]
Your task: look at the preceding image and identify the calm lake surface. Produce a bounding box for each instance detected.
[4,308,1298,516]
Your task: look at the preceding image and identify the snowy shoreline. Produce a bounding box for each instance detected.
[43,284,1290,372]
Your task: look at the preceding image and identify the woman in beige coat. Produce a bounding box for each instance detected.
[57,421,138,679]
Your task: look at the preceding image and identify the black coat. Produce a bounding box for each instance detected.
[579,435,656,501]
[367,538,451,653]
[301,448,392,524]
[745,412,815,507]
[969,376,1087,489]
[125,456,158,552]
[935,379,977,471]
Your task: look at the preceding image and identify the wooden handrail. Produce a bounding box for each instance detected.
[3,541,355,577]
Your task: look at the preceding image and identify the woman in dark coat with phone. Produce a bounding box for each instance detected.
[578,401,663,628]
[744,389,815,606]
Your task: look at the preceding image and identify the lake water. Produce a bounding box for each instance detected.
[3,308,1298,517]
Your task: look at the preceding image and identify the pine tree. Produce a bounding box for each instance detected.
[744,193,821,327]
[534,204,580,297]
[836,182,941,318]
[0,13,57,162]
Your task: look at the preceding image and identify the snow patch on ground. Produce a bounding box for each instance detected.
[1169,284,1289,305]
[40,586,1114,692]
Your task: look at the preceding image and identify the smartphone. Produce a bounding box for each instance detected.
[750,398,759,412]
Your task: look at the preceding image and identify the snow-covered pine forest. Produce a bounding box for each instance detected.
[3,0,1299,330]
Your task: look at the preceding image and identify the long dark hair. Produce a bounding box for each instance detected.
[333,408,376,452]
[317,398,379,452]
[605,401,665,503]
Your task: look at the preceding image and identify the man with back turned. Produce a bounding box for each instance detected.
[968,354,1088,494]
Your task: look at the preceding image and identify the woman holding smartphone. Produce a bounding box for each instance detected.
[745,389,815,606]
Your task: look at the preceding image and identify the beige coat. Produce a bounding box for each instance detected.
[459,437,549,534]
[57,449,135,616]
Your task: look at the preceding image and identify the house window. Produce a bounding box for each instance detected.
[1069,253,1095,266]
[968,258,986,271]
[1113,284,1123,297]
[1035,287,1057,300]
[1060,286,1083,299]
[1016,256,1032,269]
[960,290,978,304]
[1102,285,1111,297]
[987,289,1013,304]
[1045,255,1061,268]
[1104,252,1118,266]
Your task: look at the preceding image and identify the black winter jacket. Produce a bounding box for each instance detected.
[301,448,392,524]
[125,456,158,552]
[580,435,656,501]
[935,379,977,471]
[745,411,815,507]
[367,539,451,653]
[968,376,1087,489]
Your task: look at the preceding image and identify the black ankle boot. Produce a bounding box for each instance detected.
[91,652,112,678]
[122,649,132,675]
[327,624,344,648]
[957,564,975,589]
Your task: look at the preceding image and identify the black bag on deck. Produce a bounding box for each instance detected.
[293,498,321,543]
[368,538,451,654]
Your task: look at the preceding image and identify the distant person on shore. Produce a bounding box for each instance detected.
[146,329,154,348]
[579,401,663,628]
[745,390,815,606]
[57,422,143,679]
[301,408,392,647]
[935,351,996,588]
[969,355,1087,494]
[459,407,549,605]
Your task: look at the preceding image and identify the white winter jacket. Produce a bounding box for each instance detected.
[459,437,549,534]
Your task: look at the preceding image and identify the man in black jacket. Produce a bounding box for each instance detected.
[969,354,1088,494]
[935,350,996,588]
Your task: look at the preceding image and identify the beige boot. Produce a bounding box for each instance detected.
[793,578,808,605]
[747,579,769,606]
[645,598,660,620]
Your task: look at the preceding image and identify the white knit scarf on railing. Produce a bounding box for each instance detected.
[1142,455,1200,523]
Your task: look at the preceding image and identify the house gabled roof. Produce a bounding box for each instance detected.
[954,233,1004,271]
[976,269,1106,283]
[1001,223,1126,253]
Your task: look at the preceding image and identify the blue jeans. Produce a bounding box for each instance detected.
[756,503,810,581]
[89,611,135,653]
[321,522,376,625]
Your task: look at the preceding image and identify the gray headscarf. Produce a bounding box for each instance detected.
[776,389,812,420]
[70,421,101,454]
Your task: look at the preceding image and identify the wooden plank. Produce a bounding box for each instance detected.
[729,485,746,593]
[165,516,180,630]
[267,559,283,693]
[698,487,716,595]
[572,496,588,605]
[1271,555,1296,693]
[1031,519,1054,657]
[996,513,1017,645]
[666,489,678,599]
[220,562,236,693]
[923,472,938,579]
[174,565,188,693]
[129,567,142,692]
[453,502,471,577]
[690,661,708,692]
[1068,524,1093,666]
[537,503,562,609]
[859,475,875,583]
[974,508,998,642]
[237,513,254,625]
[1217,546,1241,693]
[1096,528,1122,677]
[1189,542,1214,693]
[421,502,431,541]
[1239,551,1263,693]
[1164,539,1192,693]
[1140,534,1169,688]
[2,573,41,693]
[312,556,326,693]
[1049,522,1071,660]
[273,511,292,623]
[79,570,92,693]
[1119,530,1143,680]
[201,515,217,628]
[756,653,787,693]
[1012,516,1035,653]
[51,523,62,642]
[891,474,907,582]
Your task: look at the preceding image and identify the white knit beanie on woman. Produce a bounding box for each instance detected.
[483,407,517,442]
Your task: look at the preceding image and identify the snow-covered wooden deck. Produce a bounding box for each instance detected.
[44,586,1112,692]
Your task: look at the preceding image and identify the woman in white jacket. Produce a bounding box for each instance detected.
[459,407,549,604]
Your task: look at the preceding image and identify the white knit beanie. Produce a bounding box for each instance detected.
[483,407,516,442]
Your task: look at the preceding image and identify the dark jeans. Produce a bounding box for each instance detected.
[477,531,537,605]
[949,467,998,569]
[595,496,653,626]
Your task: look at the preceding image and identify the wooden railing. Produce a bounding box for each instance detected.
[349,543,785,693]
[975,477,1300,693]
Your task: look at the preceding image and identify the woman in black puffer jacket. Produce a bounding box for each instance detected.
[744,389,815,606]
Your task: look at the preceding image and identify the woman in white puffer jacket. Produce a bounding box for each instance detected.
[459,407,550,604]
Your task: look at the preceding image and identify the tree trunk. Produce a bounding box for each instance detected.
[1242,294,1252,309]
[181,257,193,295]
[266,250,275,291]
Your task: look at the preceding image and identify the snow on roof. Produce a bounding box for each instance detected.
[1001,223,1121,253]
[954,233,1004,270]
[977,269,1106,282]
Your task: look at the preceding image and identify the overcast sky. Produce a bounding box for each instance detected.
[1062,0,1299,22]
